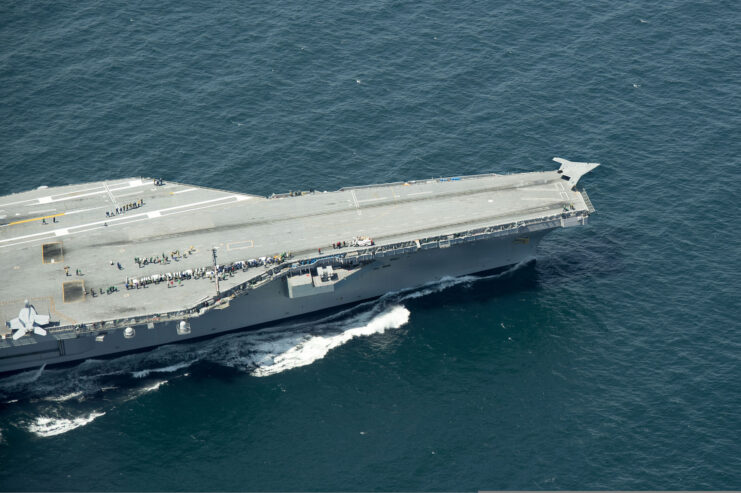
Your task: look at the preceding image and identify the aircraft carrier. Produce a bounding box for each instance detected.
[0,157,598,374]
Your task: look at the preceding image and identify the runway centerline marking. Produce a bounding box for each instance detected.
[0,194,245,248]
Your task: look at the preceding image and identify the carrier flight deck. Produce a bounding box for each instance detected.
[0,157,599,374]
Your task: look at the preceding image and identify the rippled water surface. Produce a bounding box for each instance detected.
[1,0,740,490]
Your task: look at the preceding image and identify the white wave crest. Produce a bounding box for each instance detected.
[372,259,528,306]
[28,412,105,437]
[140,380,168,393]
[252,305,410,377]
[122,380,168,402]
[44,391,83,402]
[201,264,529,375]
[131,361,194,378]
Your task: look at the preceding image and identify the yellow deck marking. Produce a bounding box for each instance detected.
[9,212,65,226]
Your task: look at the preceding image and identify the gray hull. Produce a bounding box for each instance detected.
[0,229,549,374]
[1,158,599,375]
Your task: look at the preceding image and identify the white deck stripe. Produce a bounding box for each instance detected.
[65,206,106,215]
[35,181,148,206]
[0,194,243,247]
[0,180,140,208]
[103,182,117,205]
[350,190,361,216]
[357,196,387,203]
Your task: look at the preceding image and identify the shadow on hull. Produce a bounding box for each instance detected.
[1,261,540,379]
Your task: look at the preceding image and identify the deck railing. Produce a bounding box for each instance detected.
[579,188,596,213]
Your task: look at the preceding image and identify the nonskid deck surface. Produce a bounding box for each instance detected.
[0,163,593,339]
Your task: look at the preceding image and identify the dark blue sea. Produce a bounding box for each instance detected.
[1,0,740,490]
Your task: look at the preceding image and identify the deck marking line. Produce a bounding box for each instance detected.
[103,182,117,206]
[65,206,106,215]
[8,213,66,226]
[227,240,254,251]
[32,180,149,205]
[0,195,240,246]
[357,196,387,203]
[350,190,361,215]
[0,180,136,208]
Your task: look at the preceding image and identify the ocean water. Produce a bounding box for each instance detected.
[1,0,740,490]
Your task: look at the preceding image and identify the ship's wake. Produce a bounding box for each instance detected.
[221,304,410,377]
[0,261,528,439]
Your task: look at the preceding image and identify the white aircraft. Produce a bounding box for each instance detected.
[9,300,50,340]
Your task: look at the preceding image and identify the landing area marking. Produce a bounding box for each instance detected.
[0,194,251,249]
[227,240,254,251]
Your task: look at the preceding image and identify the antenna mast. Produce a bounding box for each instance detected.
[212,247,220,296]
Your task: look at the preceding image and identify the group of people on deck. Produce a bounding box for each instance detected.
[106,199,144,217]
[124,253,292,291]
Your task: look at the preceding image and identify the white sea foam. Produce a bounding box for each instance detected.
[28,412,105,437]
[202,262,528,376]
[122,380,168,402]
[44,390,83,402]
[131,361,194,378]
[377,259,528,304]
[251,305,410,377]
[1,262,528,407]
[140,380,168,392]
